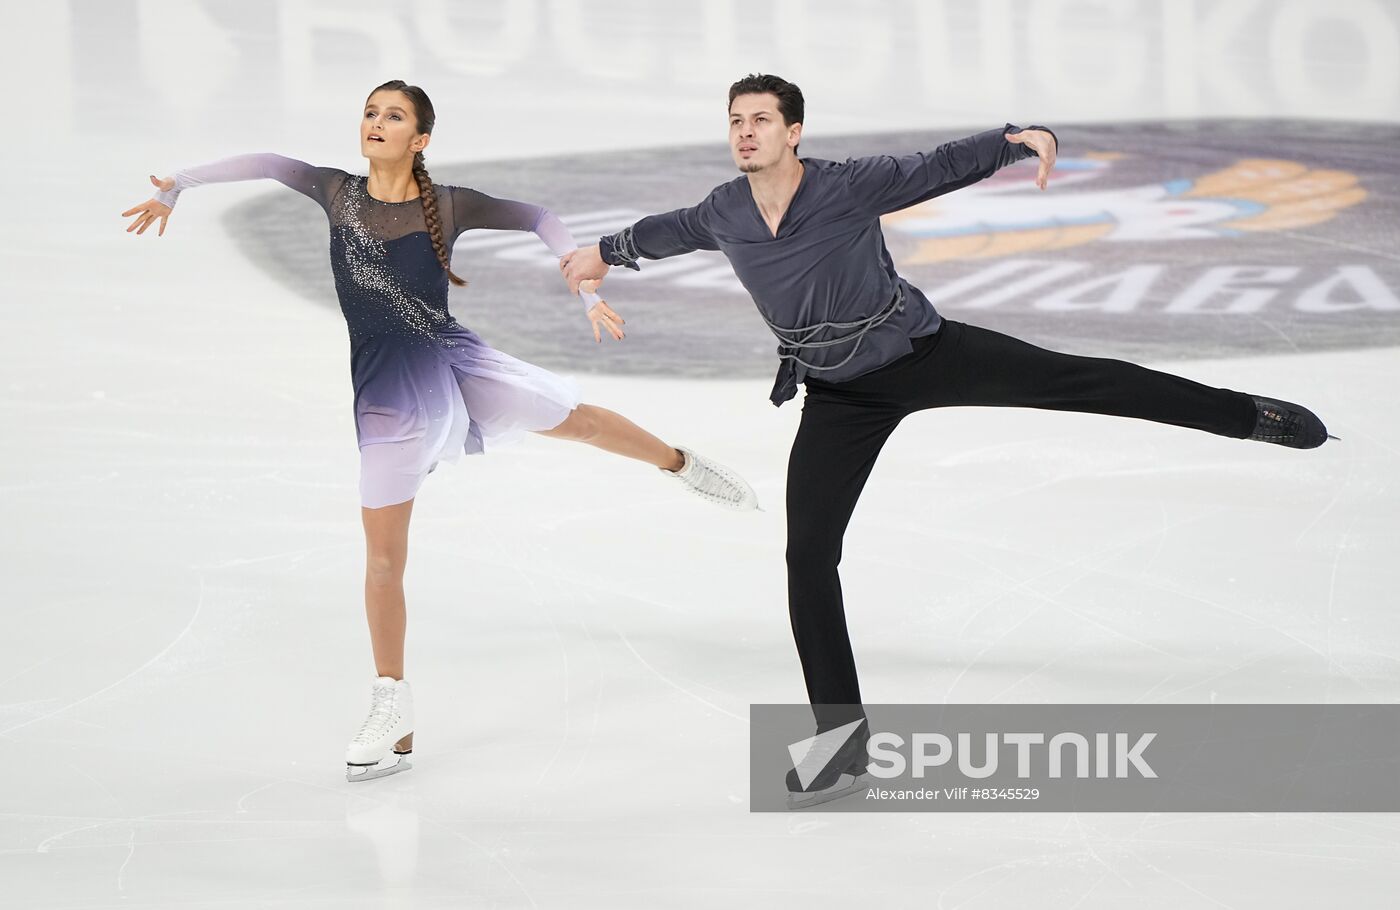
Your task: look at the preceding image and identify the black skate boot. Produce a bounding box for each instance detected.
[785,717,873,809]
[1247,395,1338,449]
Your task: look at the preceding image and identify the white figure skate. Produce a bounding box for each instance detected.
[346,676,414,782]
[663,446,760,511]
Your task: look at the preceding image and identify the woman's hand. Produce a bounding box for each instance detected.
[121,175,175,236]
[582,280,626,343]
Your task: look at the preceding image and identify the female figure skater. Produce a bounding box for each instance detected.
[121,79,758,783]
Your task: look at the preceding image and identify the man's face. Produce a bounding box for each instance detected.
[728,93,801,174]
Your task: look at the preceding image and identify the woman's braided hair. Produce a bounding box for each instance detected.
[368,79,466,287]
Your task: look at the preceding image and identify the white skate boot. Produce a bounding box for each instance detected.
[663,446,760,511]
[345,676,414,782]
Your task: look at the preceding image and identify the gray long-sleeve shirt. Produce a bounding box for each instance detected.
[600,123,1056,405]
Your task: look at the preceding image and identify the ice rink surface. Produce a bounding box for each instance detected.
[2,1,1399,907]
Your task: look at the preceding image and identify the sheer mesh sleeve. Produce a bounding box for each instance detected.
[448,186,600,311]
[449,186,541,233]
[153,153,348,216]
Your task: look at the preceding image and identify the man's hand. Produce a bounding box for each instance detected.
[1004,129,1057,190]
[560,244,610,294]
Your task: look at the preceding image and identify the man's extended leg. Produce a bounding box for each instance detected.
[908,320,1262,436]
[785,388,904,732]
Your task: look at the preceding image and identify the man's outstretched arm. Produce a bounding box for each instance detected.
[848,123,1058,216]
[561,200,719,293]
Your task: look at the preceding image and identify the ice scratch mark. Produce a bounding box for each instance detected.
[115,825,137,892]
[1,576,206,737]
[615,628,745,722]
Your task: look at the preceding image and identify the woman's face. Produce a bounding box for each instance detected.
[361,90,429,162]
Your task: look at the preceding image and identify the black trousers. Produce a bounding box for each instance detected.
[785,319,1258,730]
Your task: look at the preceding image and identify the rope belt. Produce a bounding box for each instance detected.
[766,284,906,406]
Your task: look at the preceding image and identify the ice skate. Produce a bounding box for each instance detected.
[345,676,415,782]
[663,446,760,511]
[1247,395,1338,449]
[787,767,873,809]
[785,718,873,810]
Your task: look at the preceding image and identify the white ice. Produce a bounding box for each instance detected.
[2,2,1398,908]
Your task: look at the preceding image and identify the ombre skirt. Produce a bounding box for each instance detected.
[352,323,581,509]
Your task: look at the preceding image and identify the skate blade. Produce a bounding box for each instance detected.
[786,771,873,810]
[346,755,413,782]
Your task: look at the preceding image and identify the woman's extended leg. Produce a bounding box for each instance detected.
[455,349,758,507]
[360,497,415,680]
[535,403,685,471]
[534,402,758,508]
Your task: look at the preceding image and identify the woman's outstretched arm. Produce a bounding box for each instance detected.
[122,153,348,235]
[154,153,347,211]
[448,186,609,326]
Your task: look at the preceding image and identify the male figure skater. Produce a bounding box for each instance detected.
[561,73,1335,807]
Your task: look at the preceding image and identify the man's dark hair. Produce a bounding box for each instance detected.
[728,73,804,153]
